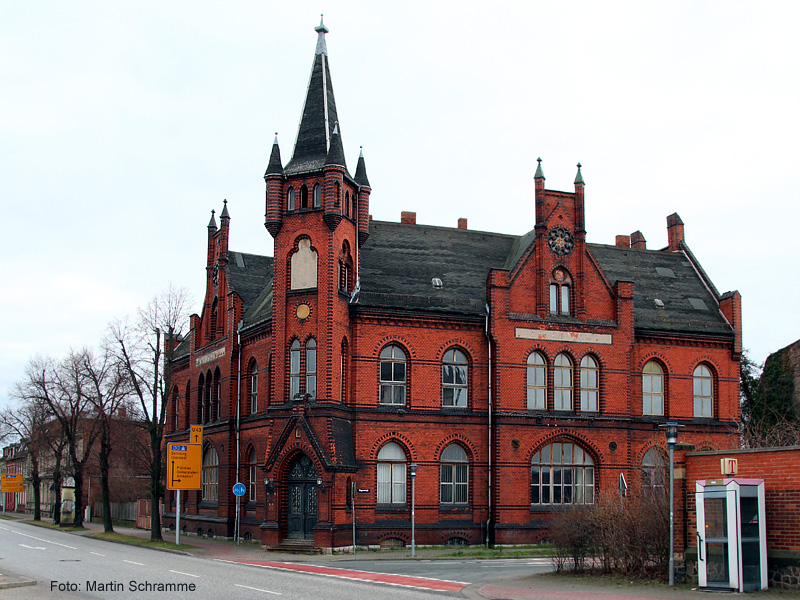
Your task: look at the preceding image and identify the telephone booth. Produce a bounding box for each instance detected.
[695,479,767,592]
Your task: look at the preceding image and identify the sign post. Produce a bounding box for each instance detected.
[232,482,246,545]
[1,474,24,514]
[167,443,202,545]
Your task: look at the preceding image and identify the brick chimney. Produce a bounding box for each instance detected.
[630,230,646,250]
[401,211,416,225]
[458,218,468,230]
[667,213,684,251]
[615,235,631,248]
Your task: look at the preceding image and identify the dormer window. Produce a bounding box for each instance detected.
[549,269,572,316]
[313,184,321,208]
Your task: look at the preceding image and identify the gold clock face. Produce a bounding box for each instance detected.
[296,303,311,320]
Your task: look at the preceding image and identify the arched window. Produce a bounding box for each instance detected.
[248,448,258,502]
[693,364,714,418]
[313,184,321,208]
[643,361,664,415]
[213,369,221,421]
[334,182,341,206]
[442,349,468,407]
[198,374,205,423]
[377,442,406,504]
[306,339,317,399]
[287,187,295,211]
[345,191,351,218]
[553,353,573,411]
[210,298,218,339]
[379,345,406,405]
[300,185,309,209]
[526,352,546,410]
[290,340,301,399]
[172,386,180,431]
[531,441,594,505]
[580,356,599,412]
[184,382,191,430]
[642,447,666,491]
[549,269,572,316]
[248,360,258,414]
[202,446,219,502]
[440,444,468,505]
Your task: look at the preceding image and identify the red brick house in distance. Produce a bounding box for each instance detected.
[163,19,743,550]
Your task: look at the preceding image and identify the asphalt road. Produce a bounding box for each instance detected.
[0,518,469,600]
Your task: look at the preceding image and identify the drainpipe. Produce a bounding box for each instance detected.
[484,303,493,547]
[235,320,243,494]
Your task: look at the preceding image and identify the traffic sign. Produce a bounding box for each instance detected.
[167,444,202,490]
[1,474,23,492]
[190,424,203,445]
[232,482,246,497]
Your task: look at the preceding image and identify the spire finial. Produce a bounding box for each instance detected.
[208,209,217,229]
[359,145,364,158]
[534,157,545,180]
[315,14,329,56]
[574,162,584,185]
[273,132,278,144]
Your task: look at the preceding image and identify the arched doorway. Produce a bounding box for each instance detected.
[286,454,317,539]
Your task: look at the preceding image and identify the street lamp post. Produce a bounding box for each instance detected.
[660,421,683,587]
[409,463,417,558]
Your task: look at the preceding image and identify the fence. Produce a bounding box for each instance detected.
[92,501,137,523]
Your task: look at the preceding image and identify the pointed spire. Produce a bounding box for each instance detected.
[355,146,371,187]
[265,133,284,176]
[286,18,345,174]
[325,121,346,167]
[574,163,584,185]
[534,157,545,180]
[220,199,230,219]
[208,209,217,230]
[315,14,329,56]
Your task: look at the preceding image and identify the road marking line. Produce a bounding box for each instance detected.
[123,560,144,566]
[216,560,468,592]
[91,552,106,557]
[20,544,46,550]
[10,530,76,549]
[169,570,200,578]
[234,584,282,595]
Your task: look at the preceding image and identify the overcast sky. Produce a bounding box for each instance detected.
[3,1,799,410]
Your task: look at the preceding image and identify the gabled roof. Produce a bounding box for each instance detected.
[587,243,733,337]
[358,221,515,316]
[226,251,273,309]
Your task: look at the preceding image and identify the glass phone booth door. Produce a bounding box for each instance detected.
[695,479,767,592]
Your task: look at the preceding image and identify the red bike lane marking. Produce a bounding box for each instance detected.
[219,560,469,592]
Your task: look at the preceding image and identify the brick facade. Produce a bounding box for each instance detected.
[162,21,742,550]
[684,447,800,588]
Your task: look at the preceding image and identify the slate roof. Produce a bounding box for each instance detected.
[204,223,732,340]
[587,243,733,337]
[285,51,346,175]
[358,221,516,316]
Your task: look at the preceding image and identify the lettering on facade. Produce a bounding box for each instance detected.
[515,328,613,345]
[196,347,225,367]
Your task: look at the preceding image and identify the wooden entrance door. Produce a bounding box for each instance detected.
[287,455,317,539]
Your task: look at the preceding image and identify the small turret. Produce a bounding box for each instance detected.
[534,158,545,227]
[356,147,372,247]
[323,123,346,231]
[574,163,585,233]
[265,134,285,238]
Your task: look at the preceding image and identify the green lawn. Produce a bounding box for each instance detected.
[86,531,196,551]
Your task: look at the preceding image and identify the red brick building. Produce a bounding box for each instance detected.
[163,19,742,549]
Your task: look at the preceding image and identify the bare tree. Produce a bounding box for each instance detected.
[110,285,190,541]
[82,348,131,532]
[27,352,102,528]
[0,395,52,520]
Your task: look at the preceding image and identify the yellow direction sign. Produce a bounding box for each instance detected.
[167,444,202,490]
[190,424,203,445]
[1,473,24,492]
